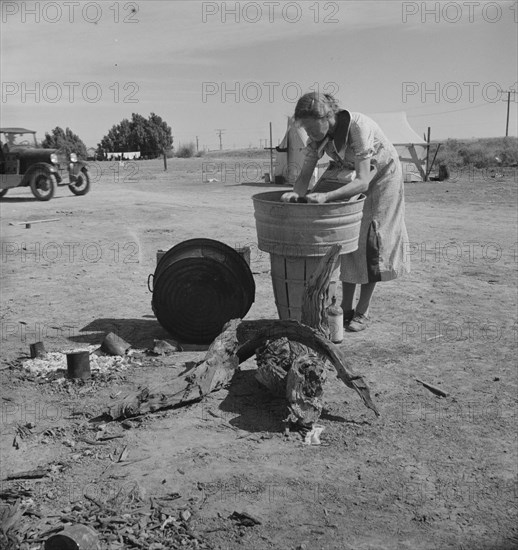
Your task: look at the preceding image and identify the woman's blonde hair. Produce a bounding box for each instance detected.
[294,92,340,120]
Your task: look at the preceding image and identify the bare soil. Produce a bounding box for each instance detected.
[1,153,517,549]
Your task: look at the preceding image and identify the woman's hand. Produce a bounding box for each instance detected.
[281,192,301,203]
[305,192,328,204]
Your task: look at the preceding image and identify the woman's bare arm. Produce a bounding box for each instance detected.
[311,158,374,202]
[281,146,319,201]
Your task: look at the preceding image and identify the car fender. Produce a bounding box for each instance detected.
[21,163,62,186]
[69,160,88,177]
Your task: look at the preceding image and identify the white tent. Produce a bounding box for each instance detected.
[275,111,427,184]
[367,111,428,182]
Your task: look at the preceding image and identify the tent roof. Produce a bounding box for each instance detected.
[278,118,307,149]
[366,112,427,146]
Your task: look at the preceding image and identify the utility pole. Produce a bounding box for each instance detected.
[263,122,276,184]
[269,122,274,180]
[196,136,199,152]
[215,129,225,150]
[500,89,517,137]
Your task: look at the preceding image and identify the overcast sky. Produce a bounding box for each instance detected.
[1,1,517,149]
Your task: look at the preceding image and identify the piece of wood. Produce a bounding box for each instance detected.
[9,218,60,226]
[301,244,341,338]
[237,320,379,417]
[408,144,426,181]
[415,378,448,398]
[106,319,379,420]
[107,319,241,420]
[3,468,48,481]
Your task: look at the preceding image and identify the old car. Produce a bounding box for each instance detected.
[0,127,90,201]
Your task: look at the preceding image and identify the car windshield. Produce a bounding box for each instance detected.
[2,132,37,148]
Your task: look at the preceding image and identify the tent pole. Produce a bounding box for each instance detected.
[426,143,441,180]
[269,122,274,180]
[408,144,426,181]
[425,127,431,182]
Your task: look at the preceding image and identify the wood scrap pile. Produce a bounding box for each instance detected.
[106,246,379,433]
[1,486,209,549]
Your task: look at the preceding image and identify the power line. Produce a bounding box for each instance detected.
[408,101,496,117]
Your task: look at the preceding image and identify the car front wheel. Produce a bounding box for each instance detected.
[30,170,56,201]
[69,168,91,196]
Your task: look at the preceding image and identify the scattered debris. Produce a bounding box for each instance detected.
[8,218,60,226]
[3,468,49,481]
[415,378,449,398]
[229,511,262,527]
[99,332,131,356]
[303,424,325,446]
[20,346,128,381]
[9,490,204,548]
[150,339,179,355]
[180,510,191,522]
[44,524,100,550]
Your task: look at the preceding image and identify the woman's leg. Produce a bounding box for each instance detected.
[355,282,377,316]
[341,282,357,319]
[346,282,376,332]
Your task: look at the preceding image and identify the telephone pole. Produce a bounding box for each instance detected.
[196,136,199,152]
[500,89,517,137]
[215,129,225,150]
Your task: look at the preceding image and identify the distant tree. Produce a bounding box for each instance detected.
[97,113,173,158]
[41,127,88,159]
[147,112,173,156]
[176,142,196,158]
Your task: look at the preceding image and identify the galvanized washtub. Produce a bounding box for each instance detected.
[252,191,365,321]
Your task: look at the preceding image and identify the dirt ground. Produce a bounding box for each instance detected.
[1,152,517,550]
